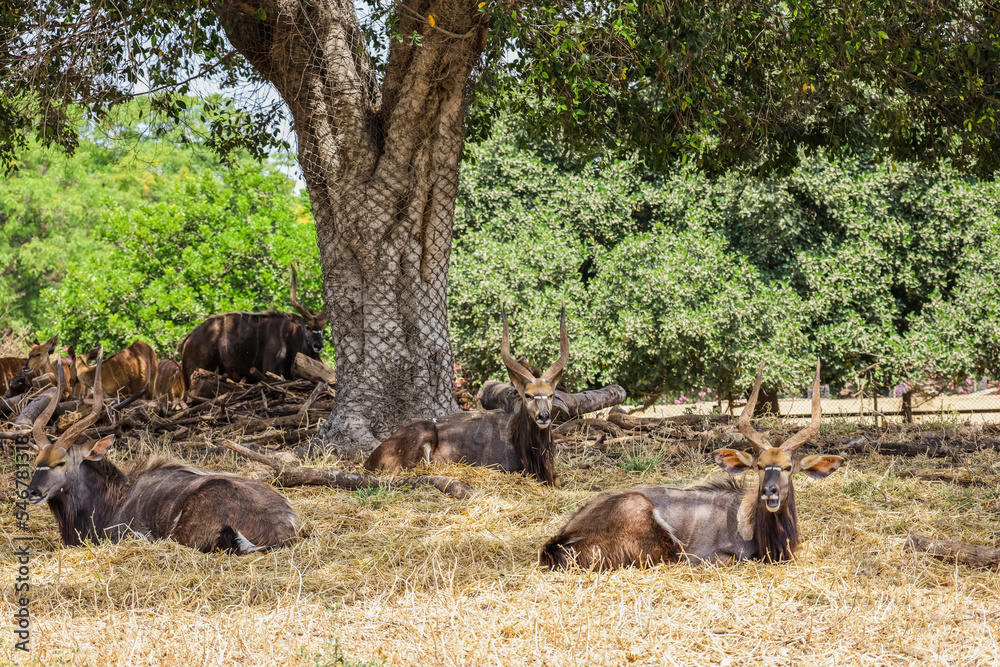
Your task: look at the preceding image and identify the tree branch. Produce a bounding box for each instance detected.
[226,440,473,498]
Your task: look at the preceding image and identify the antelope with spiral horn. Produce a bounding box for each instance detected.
[540,360,843,568]
[26,348,298,553]
[365,302,627,485]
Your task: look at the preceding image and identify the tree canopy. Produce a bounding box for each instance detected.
[3,1,999,177]
[451,122,1000,402]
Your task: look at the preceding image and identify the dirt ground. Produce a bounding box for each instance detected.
[639,393,1000,425]
[3,421,1000,667]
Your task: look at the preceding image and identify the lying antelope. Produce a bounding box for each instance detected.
[540,360,843,569]
[24,336,80,397]
[26,350,298,554]
[365,304,627,485]
[73,339,158,399]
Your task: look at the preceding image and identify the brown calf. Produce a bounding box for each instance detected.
[26,350,298,553]
[540,360,843,569]
[74,339,158,399]
[153,359,186,411]
[24,336,80,397]
[365,303,627,485]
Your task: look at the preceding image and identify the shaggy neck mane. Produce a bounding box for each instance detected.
[48,458,129,546]
[752,482,800,562]
[512,401,555,485]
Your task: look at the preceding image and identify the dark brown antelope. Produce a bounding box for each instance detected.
[0,356,29,395]
[73,340,158,399]
[179,266,327,385]
[26,349,298,553]
[364,303,627,485]
[539,360,843,569]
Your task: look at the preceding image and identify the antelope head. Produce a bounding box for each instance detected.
[499,302,569,430]
[26,348,113,505]
[713,360,843,512]
[290,265,328,355]
[24,335,58,375]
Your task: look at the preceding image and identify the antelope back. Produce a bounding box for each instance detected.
[181,312,318,383]
[154,359,185,404]
[77,340,158,397]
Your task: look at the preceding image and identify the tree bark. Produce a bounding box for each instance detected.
[752,386,781,417]
[902,389,914,423]
[217,0,487,458]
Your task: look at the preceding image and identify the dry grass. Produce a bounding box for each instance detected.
[0,325,31,359]
[3,429,1000,667]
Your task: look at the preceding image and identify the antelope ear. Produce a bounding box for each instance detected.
[713,448,755,475]
[46,335,58,354]
[83,435,115,461]
[507,372,528,394]
[30,338,40,346]
[797,455,843,479]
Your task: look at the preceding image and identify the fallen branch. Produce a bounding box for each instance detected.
[225,441,474,499]
[895,471,998,488]
[906,533,1000,569]
[293,353,336,384]
[13,387,61,430]
[835,440,958,458]
[238,426,318,448]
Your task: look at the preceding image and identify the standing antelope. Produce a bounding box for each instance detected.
[364,303,627,485]
[179,266,327,385]
[540,360,843,569]
[26,349,298,554]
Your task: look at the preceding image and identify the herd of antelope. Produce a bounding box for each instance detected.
[8,270,845,569]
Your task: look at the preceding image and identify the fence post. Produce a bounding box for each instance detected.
[872,373,880,429]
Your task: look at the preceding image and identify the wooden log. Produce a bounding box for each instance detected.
[13,387,61,429]
[188,369,241,399]
[226,441,474,499]
[293,353,336,384]
[554,418,625,438]
[895,471,998,488]
[479,381,628,421]
[906,533,1000,568]
[238,426,318,448]
[835,440,958,458]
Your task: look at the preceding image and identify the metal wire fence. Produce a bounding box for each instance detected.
[638,377,1000,426]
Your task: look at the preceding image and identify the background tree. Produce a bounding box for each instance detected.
[451,123,1000,413]
[51,163,323,358]
[2,1,999,454]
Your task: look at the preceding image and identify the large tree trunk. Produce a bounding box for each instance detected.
[218,0,486,457]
